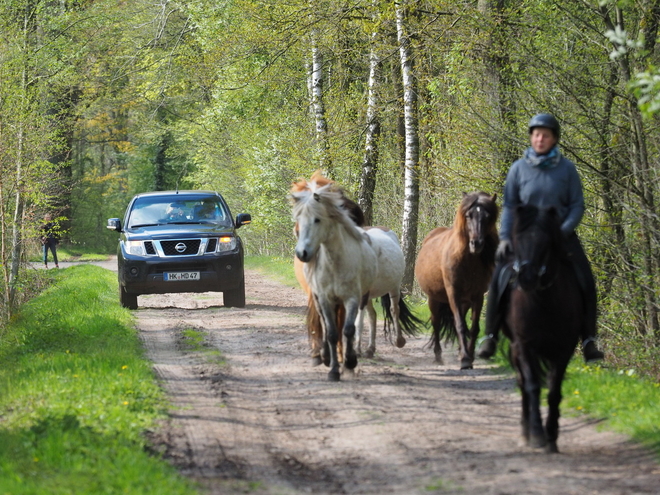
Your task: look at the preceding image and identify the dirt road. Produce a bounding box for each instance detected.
[132,269,659,495]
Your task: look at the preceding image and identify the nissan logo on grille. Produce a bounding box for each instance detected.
[175,242,187,253]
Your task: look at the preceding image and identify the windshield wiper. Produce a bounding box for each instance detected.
[130,223,165,228]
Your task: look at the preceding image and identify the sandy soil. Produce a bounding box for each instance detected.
[129,269,660,495]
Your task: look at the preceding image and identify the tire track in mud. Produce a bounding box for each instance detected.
[135,269,660,495]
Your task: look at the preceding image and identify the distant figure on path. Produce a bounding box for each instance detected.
[41,214,60,269]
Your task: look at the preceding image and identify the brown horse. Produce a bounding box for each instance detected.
[415,192,498,369]
[502,205,583,453]
[291,171,365,366]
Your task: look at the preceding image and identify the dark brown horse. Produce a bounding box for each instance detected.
[415,192,498,369]
[291,171,365,366]
[502,204,583,453]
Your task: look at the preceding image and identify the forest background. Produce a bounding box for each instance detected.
[1,0,659,380]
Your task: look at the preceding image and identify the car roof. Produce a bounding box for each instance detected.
[132,190,221,199]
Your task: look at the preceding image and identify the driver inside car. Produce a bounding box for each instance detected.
[164,203,186,221]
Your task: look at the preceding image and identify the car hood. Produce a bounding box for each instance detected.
[124,223,236,240]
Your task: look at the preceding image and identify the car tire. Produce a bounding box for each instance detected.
[120,285,138,310]
[223,277,246,308]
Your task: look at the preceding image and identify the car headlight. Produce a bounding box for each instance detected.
[217,236,237,252]
[124,240,146,256]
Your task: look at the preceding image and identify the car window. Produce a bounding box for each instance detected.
[128,196,229,227]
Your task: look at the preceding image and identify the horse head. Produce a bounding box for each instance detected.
[291,183,357,263]
[511,205,564,292]
[460,192,498,254]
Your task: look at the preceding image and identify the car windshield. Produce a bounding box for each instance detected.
[128,196,230,227]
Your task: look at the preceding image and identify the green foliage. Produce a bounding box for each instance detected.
[0,265,198,494]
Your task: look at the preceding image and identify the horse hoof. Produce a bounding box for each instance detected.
[546,441,559,454]
[395,336,406,348]
[364,348,374,359]
[311,356,323,367]
[328,371,341,382]
[529,434,547,449]
[345,353,358,370]
[460,358,473,370]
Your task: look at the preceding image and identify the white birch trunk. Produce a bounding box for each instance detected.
[310,27,330,171]
[396,3,420,290]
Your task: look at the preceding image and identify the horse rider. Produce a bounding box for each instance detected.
[478,113,605,363]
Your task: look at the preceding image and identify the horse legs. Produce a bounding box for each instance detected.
[341,295,363,372]
[512,348,530,444]
[315,295,341,380]
[389,291,406,348]
[467,298,484,360]
[428,299,444,364]
[516,344,546,448]
[356,298,376,358]
[307,293,324,366]
[545,359,569,454]
[448,292,472,370]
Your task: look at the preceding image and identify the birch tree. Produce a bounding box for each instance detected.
[396,1,420,290]
[310,20,331,172]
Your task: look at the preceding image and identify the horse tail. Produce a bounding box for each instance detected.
[391,295,426,337]
[424,302,456,351]
[380,294,395,341]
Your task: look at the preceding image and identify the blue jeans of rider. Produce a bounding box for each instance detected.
[43,240,58,267]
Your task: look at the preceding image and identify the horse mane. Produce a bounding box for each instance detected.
[513,205,567,258]
[291,182,364,243]
[455,192,499,230]
[291,171,365,227]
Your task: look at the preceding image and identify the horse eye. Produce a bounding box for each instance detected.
[314,218,321,224]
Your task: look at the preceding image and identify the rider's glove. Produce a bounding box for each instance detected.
[496,239,512,263]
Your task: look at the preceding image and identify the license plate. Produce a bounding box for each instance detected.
[164,271,200,281]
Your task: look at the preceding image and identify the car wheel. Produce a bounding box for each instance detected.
[223,277,246,308]
[120,285,138,310]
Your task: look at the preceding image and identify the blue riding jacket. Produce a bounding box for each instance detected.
[499,146,584,242]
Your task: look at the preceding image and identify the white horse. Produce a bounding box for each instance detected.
[291,181,378,381]
[356,227,423,358]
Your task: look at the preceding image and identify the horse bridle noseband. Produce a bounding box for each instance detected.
[511,250,557,291]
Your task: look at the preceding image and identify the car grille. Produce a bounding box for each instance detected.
[144,241,156,255]
[205,238,217,252]
[160,239,201,256]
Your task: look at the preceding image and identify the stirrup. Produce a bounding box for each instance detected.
[478,333,497,345]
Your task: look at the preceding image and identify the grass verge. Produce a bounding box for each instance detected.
[0,265,198,494]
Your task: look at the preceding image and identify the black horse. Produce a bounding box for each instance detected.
[501,205,583,453]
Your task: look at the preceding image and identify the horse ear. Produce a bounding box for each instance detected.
[462,191,468,197]
[491,193,497,203]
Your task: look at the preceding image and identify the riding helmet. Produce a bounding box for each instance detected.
[528,113,560,140]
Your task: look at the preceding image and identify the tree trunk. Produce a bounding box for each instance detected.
[358,2,381,226]
[310,26,331,172]
[396,2,420,291]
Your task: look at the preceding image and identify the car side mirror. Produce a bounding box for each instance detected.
[107,218,121,232]
[235,213,251,229]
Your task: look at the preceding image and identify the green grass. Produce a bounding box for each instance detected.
[0,265,199,494]
[245,254,300,287]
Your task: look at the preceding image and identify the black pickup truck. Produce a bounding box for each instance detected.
[107,190,251,309]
